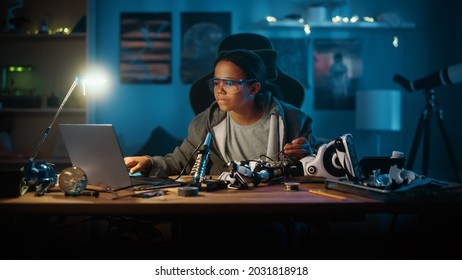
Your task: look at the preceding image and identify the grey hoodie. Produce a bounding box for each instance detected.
[148,92,320,176]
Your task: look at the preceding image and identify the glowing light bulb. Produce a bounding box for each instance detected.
[266,16,277,22]
[392,36,399,48]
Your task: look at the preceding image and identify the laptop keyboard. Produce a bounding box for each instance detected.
[131,176,176,186]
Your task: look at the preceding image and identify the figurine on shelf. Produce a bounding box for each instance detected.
[38,12,49,34]
[5,0,30,34]
[47,92,59,108]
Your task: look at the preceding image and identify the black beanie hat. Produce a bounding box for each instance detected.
[214,49,267,84]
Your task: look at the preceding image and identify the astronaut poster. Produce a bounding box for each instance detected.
[313,39,362,110]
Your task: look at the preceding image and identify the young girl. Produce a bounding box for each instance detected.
[125,49,319,177]
[125,49,317,254]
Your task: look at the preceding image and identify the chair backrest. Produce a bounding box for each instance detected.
[189,33,305,115]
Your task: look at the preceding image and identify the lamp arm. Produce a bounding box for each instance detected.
[29,78,80,161]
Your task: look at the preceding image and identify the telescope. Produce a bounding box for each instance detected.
[393,63,462,92]
[393,63,462,182]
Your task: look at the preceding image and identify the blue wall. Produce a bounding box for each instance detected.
[87,0,462,181]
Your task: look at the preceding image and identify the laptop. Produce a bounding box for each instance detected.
[59,124,180,190]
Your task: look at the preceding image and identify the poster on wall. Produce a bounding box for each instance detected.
[180,12,231,84]
[270,38,309,88]
[120,12,172,84]
[313,39,362,110]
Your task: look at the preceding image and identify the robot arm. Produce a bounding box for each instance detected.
[220,160,287,189]
[222,146,345,189]
[221,135,358,189]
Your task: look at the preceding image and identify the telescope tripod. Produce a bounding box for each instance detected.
[407,88,461,183]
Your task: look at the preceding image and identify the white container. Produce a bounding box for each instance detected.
[307,6,327,23]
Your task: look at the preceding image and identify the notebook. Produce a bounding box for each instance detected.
[59,124,179,190]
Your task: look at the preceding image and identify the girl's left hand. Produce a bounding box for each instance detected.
[283,137,312,159]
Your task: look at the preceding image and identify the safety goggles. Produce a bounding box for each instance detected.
[207,78,257,93]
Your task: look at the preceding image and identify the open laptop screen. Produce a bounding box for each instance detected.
[59,124,135,189]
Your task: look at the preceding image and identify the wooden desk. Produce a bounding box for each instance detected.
[2,178,462,259]
[2,179,462,216]
[1,178,461,216]
[0,180,382,216]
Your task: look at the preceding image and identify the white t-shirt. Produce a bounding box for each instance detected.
[223,111,270,162]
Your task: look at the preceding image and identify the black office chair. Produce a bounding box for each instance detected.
[189,33,306,115]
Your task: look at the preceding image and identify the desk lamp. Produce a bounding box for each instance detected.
[355,89,401,155]
[19,73,107,196]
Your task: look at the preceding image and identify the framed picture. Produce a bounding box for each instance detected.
[271,38,309,88]
[313,39,362,110]
[180,12,231,84]
[120,12,172,84]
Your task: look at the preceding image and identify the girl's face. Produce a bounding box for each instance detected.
[212,60,260,113]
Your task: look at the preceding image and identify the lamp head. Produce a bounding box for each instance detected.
[19,160,57,196]
[80,71,107,85]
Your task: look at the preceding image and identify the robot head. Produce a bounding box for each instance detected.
[19,160,57,196]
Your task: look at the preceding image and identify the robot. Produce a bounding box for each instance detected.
[220,137,350,189]
[19,160,57,196]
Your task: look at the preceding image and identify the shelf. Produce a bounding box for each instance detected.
[0,158,72,172]
[0,33,86,41]
[268,20,416,29]
[0,108,86,114]
[0,158,70,164]
[309,21,416,29]
[267,20,306,28]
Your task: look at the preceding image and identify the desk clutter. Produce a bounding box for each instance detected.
[325,177,462,202]
[10,132,460,201]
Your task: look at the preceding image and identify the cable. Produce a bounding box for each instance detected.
[171,135,206,181]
